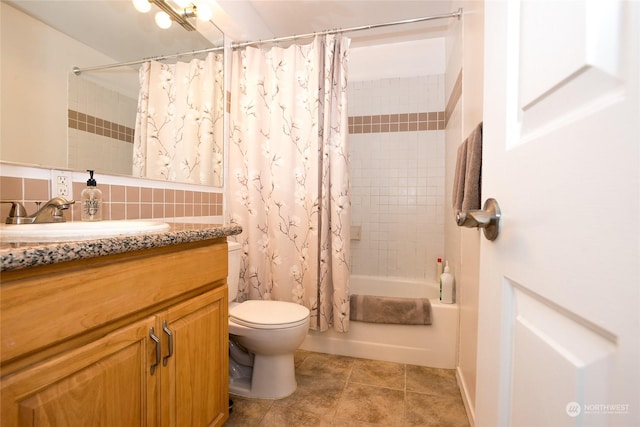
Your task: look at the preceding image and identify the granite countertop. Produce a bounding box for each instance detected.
[0,223,242,272]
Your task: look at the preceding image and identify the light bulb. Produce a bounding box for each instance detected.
[173,0,191,7]
[195,2,212,21]
[132,0,151,13]
[155,11,172,29]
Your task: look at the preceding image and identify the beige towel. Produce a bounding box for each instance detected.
[452,141,467,211]
[452,122,483,212]
[349,294,432,325]
[462,122,483,211]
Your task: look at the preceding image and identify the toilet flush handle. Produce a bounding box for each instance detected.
[456,198,501,241]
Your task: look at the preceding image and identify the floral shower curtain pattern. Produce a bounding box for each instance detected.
[133,52,224,186]
[228,35,351,332]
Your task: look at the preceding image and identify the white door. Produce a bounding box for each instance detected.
[476,1,639,426]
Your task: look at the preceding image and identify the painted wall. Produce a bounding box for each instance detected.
[444,1,485,425]
[349,38,445,80]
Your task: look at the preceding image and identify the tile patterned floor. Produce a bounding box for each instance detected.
[224,350,470,426]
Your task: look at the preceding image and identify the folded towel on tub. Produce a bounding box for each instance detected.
[349,294,432,325]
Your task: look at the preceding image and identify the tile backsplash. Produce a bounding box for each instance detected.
[0,172,223,223]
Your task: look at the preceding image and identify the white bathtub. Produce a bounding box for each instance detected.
[301,275,459,368]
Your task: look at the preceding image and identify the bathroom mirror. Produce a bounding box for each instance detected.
[1,0,225,186]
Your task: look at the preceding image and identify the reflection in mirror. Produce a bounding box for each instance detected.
[1,0,225,187]
[132,52,224,186]
[68,74,138,176]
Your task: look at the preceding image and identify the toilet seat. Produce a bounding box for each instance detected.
[229,300,309,329]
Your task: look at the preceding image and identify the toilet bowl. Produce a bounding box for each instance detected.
[226,241,310,399]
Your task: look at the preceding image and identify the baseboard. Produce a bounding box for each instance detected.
[456,366,476,426]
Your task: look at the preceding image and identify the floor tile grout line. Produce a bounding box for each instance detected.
[346,380,408,392]
[333,357,356,425]
[403,363,408,425]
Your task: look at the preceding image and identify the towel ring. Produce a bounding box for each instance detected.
[456,198,501,241]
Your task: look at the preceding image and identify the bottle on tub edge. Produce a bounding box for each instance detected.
[439,261,455,304]
[81,170,102,221]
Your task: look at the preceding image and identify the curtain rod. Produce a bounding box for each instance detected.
[72,45,224,75]
[73,8,462,75]
[232,8,462,49]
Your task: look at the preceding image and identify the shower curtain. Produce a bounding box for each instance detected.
[228,35,351,332]
[133,52,224,186]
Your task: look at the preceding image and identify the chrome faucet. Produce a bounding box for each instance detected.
[1,197,75,224]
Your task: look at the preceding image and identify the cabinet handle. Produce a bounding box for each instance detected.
[149,327,161,375]
[162,320,173,366]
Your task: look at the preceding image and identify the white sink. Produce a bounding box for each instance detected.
[0,220,170,243]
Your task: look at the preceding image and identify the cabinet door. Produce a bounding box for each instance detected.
[1,316,159,427]
[160,285,228,427]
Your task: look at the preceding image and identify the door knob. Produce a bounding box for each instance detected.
[456,198,501,241]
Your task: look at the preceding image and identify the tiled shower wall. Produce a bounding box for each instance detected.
[348,75,445,280]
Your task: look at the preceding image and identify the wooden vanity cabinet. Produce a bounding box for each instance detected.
[1,315,159,426]
[159,286,228,427]
[0,238,229,427]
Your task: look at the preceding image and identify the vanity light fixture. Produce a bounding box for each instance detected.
[132,0,152,13]
[132,0,213,31]
[154,10,174,29]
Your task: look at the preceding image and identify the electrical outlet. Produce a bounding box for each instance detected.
[51,170,73,199]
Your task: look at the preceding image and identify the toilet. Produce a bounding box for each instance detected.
[226,241,310,399]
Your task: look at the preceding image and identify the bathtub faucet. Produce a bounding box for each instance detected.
[1,197,75,224]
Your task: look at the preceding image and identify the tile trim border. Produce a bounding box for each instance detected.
[348,111,445,134]
[68,109,135,143]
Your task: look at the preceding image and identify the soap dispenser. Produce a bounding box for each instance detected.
[81,170,102,221]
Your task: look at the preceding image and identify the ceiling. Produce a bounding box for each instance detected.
[6,0,455,63]
[215,0,455,46]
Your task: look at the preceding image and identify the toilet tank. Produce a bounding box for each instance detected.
[227,240,242,302]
